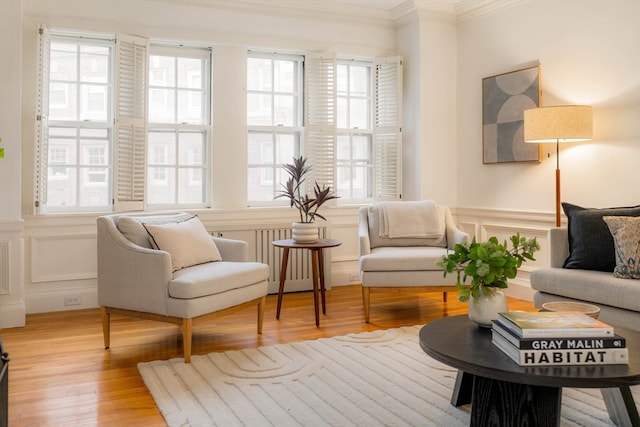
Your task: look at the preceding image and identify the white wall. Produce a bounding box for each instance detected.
[456,0,640,213]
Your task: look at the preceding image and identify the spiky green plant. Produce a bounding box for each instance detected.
[437,233,540,302]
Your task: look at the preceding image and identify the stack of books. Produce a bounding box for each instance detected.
[492,311,628,366]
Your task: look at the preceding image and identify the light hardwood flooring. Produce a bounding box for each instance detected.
[1,285,535,426]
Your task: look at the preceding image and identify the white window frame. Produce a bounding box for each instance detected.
[35,27,115,213]
[35,28,213,213]
[304,54,403,204]
[246,51,304,206]
[147,45,212,209]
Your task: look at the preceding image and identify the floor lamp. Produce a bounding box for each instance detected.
[524,105,593,227]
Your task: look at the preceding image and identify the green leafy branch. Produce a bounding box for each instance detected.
[437,233,540,302]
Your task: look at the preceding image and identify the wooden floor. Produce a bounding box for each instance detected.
[1,285,535,426]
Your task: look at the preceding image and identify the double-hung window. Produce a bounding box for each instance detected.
[36,28,212,213]
[147,46,211,207]
[305,54,403,204]
[336,60,373,202]
[38,32,114,212]
[246,52,303,203]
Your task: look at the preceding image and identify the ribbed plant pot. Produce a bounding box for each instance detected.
[467,289,508,328]
[291,222,319,243]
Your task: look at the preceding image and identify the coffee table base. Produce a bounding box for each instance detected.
[453,371,640,427]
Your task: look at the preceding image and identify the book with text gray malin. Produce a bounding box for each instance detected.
[497,311,614,338]
[491,320,626,349]
[492,330,628,366]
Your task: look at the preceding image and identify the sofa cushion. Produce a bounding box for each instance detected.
[530,267,640,313]
[367,205,447,249]
[562,202,640,272]
[359,246,450,272]
[118,213,192,248]
[143,215,222,271]
[604,216,640,279]
[169,261,269,299]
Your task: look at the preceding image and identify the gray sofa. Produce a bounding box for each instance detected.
[530,227,640,331]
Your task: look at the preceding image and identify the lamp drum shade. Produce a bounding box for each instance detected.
[524,105,593,143]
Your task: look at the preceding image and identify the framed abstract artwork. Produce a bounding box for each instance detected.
[482,65,542,164]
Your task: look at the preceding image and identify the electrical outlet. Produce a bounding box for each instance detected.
[64,296,81,306]
[349,273,360,282]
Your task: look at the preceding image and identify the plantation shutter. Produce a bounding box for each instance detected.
[114,34,149,211]
[373,56,403,201]
[34,25,51,214]
[304,52,336,202]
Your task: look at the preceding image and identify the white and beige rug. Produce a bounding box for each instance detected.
[138,325,639,426]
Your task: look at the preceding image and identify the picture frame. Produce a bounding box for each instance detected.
[482,65,542,164]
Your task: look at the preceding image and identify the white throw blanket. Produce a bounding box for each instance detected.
[378,200,444,238]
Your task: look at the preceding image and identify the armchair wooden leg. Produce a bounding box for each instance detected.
[101,307,110,349]
[443,292,447,303]
[257,295,265,334]
[362,286,371,323]
[182,318,193,364]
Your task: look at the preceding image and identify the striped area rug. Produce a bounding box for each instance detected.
[138,325,638,426]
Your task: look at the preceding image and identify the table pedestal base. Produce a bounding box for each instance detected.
[453,371,640,427]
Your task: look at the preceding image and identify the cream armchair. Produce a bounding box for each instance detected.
[358,202,469,323]
[97,212,269,363]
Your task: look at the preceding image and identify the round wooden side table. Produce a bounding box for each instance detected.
[272,239,342,327]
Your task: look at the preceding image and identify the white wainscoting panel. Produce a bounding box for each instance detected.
[31,235,97,283]
[0,242,9,295]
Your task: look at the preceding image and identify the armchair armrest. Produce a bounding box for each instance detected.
[444,207,470,249]
[211,236,248,262]
[97,216,173,316]
[358,207,372,256]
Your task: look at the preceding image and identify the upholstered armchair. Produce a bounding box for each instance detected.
[358,201,470,322]
[97,212,269,363]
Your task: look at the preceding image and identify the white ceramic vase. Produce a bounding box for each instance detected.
[291,222,319,243]
[467,289,508,328]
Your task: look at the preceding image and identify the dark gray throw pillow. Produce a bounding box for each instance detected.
[562,202,640,272]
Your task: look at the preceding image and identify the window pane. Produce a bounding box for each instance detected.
[80,84,108,121]
[49,82,77,121]
[79,166,109,206]
[248,132,273,164]
[149,88,176,122]
[179,132,204,166]
[177,89,202,124]
[247,58,272,91]
[274,95,294,126]
[350,98,369,129]
[80,45,109,83]
[178,57,202,89]
[275,133,296,164]
[353,134,371,160]
[247,93,273,125]
[337,97,348,129]
[149,56,176,87]
[178,168,204,203]
[337,64,348,95]
[148,131,176,164]
[51,43,77,81]
[274,59,294,93]
[247,167,274,201]
[47,167,77,206]
[350,65,369,97]
[148,167,175,204]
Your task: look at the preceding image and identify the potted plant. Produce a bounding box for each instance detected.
[275,156,338,242]
[437,233,540,326]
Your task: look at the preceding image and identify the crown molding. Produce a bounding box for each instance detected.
[153,0,397,28]
[455,0,529,23]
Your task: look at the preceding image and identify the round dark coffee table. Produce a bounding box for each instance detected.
[420,315,640,426]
